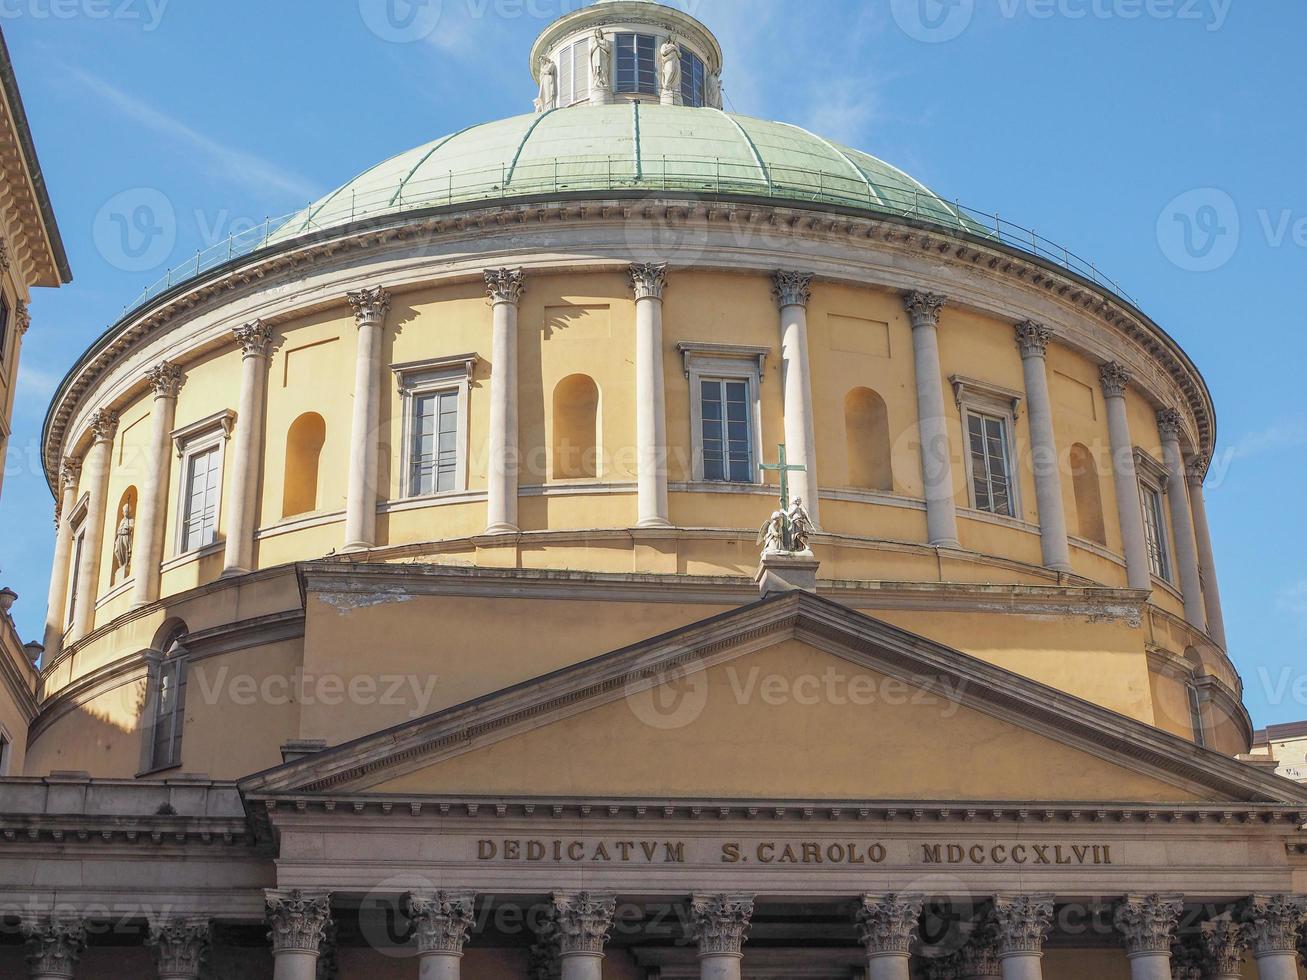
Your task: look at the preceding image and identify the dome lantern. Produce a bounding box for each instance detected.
[530,0,724,112]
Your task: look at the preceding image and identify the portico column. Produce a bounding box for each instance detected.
[1114,893,1183,980]
[70,408,118,642]
[904,291,960,548]
[631,263,670,528]
[1099,363,1152,591]
[989,895,1054,980]
[131,362,183,608]
[1198,920,1246,980]
[550,891,616,980]
[266,888,332,980]
[484,268,525,535]
[773,271,819,525]
[1157,409,1207,631]
[857,893,923,980]
[1185,454,1228,649]
[1015,322,1073,572]
[407,890,475,980]
[21,916,87,980]
[147,917,212,980]
[691,893,754,980]
[222,320,273,577]
[43,457,81,655]
[343,286,391,552]
[1239,895,1306,980]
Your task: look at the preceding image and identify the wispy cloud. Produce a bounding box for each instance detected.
[1232,420,1307,459]
[16,362,61,402]
[63,66,319,201]
[1276,581,1307,634]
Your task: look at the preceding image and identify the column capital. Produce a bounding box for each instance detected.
[528,938,561,980]
[147,916,212,979]
[903,290,947,329]
[690,892,755,957]
[772,270,813,309]
[88,407,120,443]
[988,894,1054,958]
[1157,407,1186,441]
[1200,919,1247,977]
[233,318,274,357]
[1099,361,1132,398]
[347,285,392,326]
[21,916,87,979]
[1014,320,1052,358]
[856,893,923,957]
[630,262,668,300]
[145,361,184,399]
[16,299,31,335]
[59,457,82,490]
[1239,894,1307,956]
[1185,453,1210,483]
[550,890,616,957]
[921,957,962,980]
[266,888,333,956]
[485,267,526,305]
[1114,893,1184,956]
[406,889,476,955]
[954,927,1002,977]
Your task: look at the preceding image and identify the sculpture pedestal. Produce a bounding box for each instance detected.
[755,551,819,597]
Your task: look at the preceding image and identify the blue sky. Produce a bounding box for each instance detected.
[1,0,1304,726]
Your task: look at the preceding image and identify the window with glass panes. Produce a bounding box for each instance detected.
[700,378,753,483]
[615,33,658,95]
[680,49,706,106]
[1141,483,1171,581]
[181,444,221,552]
[966,411,1015,517]
[149,642,187,772]
[557,37,590,106]
[409,388,459,496]
[66,524,85,627]
[1187,682,1206,747]
[0,294,10,365]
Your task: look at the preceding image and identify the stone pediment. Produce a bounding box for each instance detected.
[241,592,1306,806]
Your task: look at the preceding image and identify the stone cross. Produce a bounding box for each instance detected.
[760,444,806,551]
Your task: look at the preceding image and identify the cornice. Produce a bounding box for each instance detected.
[39,196,1216,495]
[528,2,723,80]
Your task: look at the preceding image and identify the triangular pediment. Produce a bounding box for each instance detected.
[241,593,1305,806]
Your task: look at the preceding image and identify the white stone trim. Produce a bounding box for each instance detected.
[255,510,347,542]
[393,353,477,499]
[93,577,134,611]
[170,409,236,460]
[950,375,1024,420]
[817,488,927,512]
[1068,535,1127,569]
[954,386,1025,521]
[679,344,768,485]
[160,540,223,576]
[959,507,1041,537]
[171,420,230,560]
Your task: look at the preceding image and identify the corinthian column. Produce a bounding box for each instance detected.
[1199,919,1246,980]
[989,895,1054,980]
[691,894,754,980]
[131,362,183,608]
[631,263,671,528]
[1114,894,1183,980]
[147,917,212,980]
[70,408,118,642]
[21,916,87,980]
[407,890,475,980]
[43,457,81,656]
[222,320,273,577]
[266,889,332,980]
[904,291,959,548]
[857,894,923,980]
[955,929,1002,980]
[1157,409,1207,631]
[1099,363,1151,591]
[1185,454,1228,649]
[1015,322,1072,572]
[773,271,819,525]
[484,268,525,535]
[343,286,391,552]
[1240,895,1306,980]
[550,891,616,980]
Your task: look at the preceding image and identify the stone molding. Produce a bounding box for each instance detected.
[1200,919,1247,977]
[347,285,392,327]
[1100,361,1132,398]
[87,407,119,443]
[772,270,813,309]
[903,289,947,328]
[232,319,273,358]
[147,916,212,979]
[989,895,1054,956]
[484,267,526,305]
[690,893,754,956]
[856,893,922,956]
[145,361,184,399]
[1239,894,1307,955]
[1014,320,1052,358]
[266,888,333,955]
[549,890,616,956]
[1114,893,1183,955]
[406,889,476,955]
[21,916,87,978]
[1157,408,1186,441]
[629,262,668,300]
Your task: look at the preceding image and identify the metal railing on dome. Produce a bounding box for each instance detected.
[118,155,1134,318]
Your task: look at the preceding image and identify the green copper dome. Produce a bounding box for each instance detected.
[270,104,981,244]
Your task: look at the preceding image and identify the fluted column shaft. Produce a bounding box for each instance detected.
[1114,894,1182,980]
[1100,364,1151,591]
[774,272,819,525]
[485,269,525,534]
[70,410,118,642]
[1157,410,1207,631]
[551,891,616,980]
[131,363,183,608]
[222,321,273,576]
[631,264,670,528]
[267,889,332,980]
[1186,456,1228,649]
[858,894,923,980]
[1015,322,1072,572]
[692,894,754,980]
[1241,896,1305,980]
[343,287,391,552]
[990,895,1053,980]
[904,292,959,548]
[43,459,81,656]
[407,890,475,980]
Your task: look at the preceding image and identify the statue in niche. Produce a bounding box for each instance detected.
[659,38,682,95]
[536,57,557,113]
[787,497,815,553]
[590,28,612,90]
[113,502,134,575]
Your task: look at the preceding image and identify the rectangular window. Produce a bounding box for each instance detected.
[700,377,754,483]
[557,37,590,106]
[966,410,1015,517]
[1187,682,1206,748]
[66,523,86,628]
[150,656,187,772]
[0,731,10,776]
[615,33,658,95]
[680,49,706,107]
[181,445,222,552]
[0,294,9,365]
[1141,483,1171,582]
[409,388,460,497]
